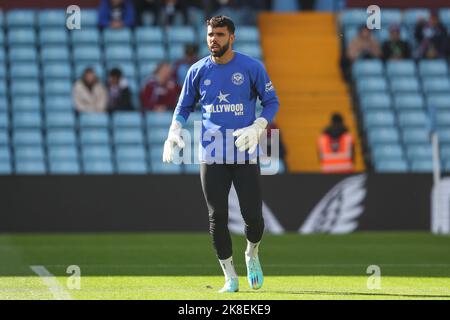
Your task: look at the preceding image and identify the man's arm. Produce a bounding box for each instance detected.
[253,61,279,123]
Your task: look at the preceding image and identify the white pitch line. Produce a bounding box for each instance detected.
[29,265,73,300]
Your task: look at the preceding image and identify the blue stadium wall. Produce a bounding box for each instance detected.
[0,173,434,233]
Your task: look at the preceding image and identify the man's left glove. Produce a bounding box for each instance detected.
[162,120,185,163]
[233,117,268,154]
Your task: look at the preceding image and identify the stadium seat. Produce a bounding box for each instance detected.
[117,160,148,174]
[13,129,43,145]
[46,129,77,145]
[167,26,196,44]
[74,63,105,80]
[183,163,201,174]
[0,80,5,96]
[398,111,428,128]
[234,44,262,59]
[0,96,7,112]
[380,9,403,25]
[135,27,164,44]
[113,128,144,145]
[8,28,36,46]
[105,45,133,61]
[81,145,112,161]
[406,144,433,161]
[403,8,430,26]
[410,160,433,172]
[168,44,185,61]
[375,159,409,172]
[352,60,384,78]
[48,145,79,161]
[11,95,41,112]
[146,112,173,127]
[339,8,366,26]
[138,62,158,82]
[38,9,66,28]
[10,80,40,96]
[15,160,46,174]
[0,147,11,162]
[8,46,38,62]
[0,130,9,145]
[372,144,404,160]
[422,77,450,94]
[235,26,260,43]
[439,8,450,25]
[12,112,42,128]
[103,28,132,44]
[393,93,425,110]
[44,95,73,111]
[419,60,448,77]
[112,112,142,128]
[390,77,420,93]
[147,127,168,144]
[0,161,12,174]
[10,63,40,79]
[402,128,430,144]
[105,62,137,79]
[386,60,416,77]
[72,45,102,62]
[41,46,70,62]
[83,160,114,174]
[115,145,146,161]
[6,10,36,28]
[44,80,72,96]
[148,145,164,161]
[150,161,182,174]
[363,110,396,127]
[39,28,69,45]
[136,44,166,62]
[436,111,450,127]
[426,94,450,110]
[43,63,72,79]
[438,128,450,143]
[0,113,9,129]
[441,145,450,161]
[356,77,388,94]
[79,9,97,26]
[360,93,391,110]
[49,161,81,174]
[15,146,45,161]
[367,127,400,144]
[71,28,101,44]
[80,128,110,145]
[79,113,110,128]
[45,112,76,128]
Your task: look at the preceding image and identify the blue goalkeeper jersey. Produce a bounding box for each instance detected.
[173,51,279,163]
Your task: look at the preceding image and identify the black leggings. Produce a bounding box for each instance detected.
[200,163,264,260]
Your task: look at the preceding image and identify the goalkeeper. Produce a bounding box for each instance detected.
[163,15,279,293]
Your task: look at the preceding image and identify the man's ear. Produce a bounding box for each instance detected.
[230,34,235,44]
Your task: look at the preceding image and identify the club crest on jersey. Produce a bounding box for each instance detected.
[231,73,244,85]
[204,79,211,86]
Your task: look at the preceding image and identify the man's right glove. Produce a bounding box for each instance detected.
[162,120,185,163]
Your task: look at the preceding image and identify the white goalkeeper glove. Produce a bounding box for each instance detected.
[233,117,268,154]
[162,120,185,163]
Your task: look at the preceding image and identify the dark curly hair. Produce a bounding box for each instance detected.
[206,15,235,34]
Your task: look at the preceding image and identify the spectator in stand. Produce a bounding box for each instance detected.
[73,67,108,113]
[382,24,411,60]
[173,44,199,86]
[160,0,188,26]
[133,0,161,26]
[414,12,449,59]
[317,113,354,173]
[346,25,382,62]
[140,62,180,112]
[106,68,134,112]
[98,0,136,29]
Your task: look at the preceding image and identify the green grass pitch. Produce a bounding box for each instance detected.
[1,232,450,300]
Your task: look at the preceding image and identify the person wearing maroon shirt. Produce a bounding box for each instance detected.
[140,62,181,112]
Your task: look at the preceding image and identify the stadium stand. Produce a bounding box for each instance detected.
[342,8,450,172]
[0,6,270,175]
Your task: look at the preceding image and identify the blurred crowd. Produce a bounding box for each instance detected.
[97,0,271,28]
[72,43,199,113]
[346,11,450,63]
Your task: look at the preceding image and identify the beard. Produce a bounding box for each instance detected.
[210,40,230,58]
